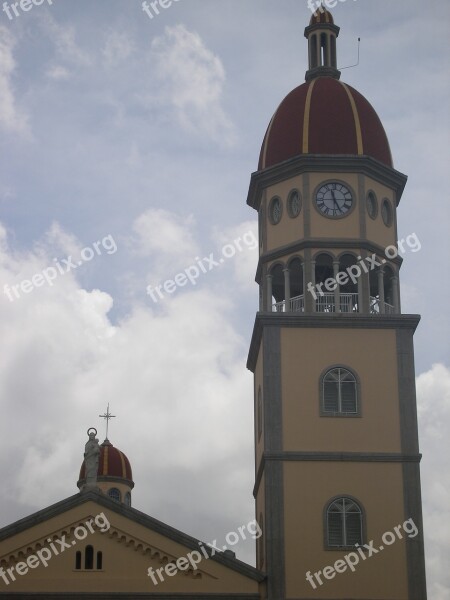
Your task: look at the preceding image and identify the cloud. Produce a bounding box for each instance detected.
[102,30,135,67]
[39,13,92,68]
[417,363,450,598]
[151,25,237,146]
[45,65,70,81]
[212,221,258,291]
[0,218,255,561]
[131,208,200,285]
[0,26,29,134]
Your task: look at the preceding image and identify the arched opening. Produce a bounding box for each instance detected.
[96,551,103,570]
[75,551,82,570]
[311,34,318,69]
[339,254,359,313]
[330,35,337,68]
[124,492,132,507]
[288,258,304,312]
[269,264,285,312]
[369,266,380,313]
[315,254,334,312]
[369,263,396,314]
[85,545,94,570]
[320,33,327,67]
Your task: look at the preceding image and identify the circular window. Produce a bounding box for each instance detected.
[366,191,378,219]
[287,190,302,218]
[381,199,393,227]
[269,197,282,225]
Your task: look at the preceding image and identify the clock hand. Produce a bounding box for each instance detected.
[330,190,340,210]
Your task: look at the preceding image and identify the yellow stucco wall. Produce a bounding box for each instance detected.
[284,461,409,599]
[280,327,401,453]
[0,500,259,594]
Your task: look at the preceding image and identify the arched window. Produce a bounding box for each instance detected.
[124,492,132,507]
[85,545,94,570]
[108,488,121,503]
[322,367,358,415]
[75,546,102,571]
[326,497,363,548]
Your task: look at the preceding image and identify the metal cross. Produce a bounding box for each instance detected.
[99,404,116,440]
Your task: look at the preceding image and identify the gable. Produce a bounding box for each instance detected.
[0,493,262,597]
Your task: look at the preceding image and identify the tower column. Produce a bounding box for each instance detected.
[392,275,400,314]
[326,33,332,67]
[309,259,316,313]
[378,268,385,314]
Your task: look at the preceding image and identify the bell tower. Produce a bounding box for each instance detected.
[247,9,426,600]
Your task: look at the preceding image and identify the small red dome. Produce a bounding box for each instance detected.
[309,8,334,25]
[79,439,133,483]
[258,77,392,170]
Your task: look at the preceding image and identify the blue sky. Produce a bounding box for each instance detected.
[0,0,449,597]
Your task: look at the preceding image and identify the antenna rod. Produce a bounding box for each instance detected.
[340,38,361,71]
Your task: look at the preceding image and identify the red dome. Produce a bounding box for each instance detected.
[258,77,393,170]
[79,439,133,483]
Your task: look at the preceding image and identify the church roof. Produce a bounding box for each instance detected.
[258,77,393,171]
[0,490,264,585]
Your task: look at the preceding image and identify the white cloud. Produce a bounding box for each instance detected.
[131,208,200,285]
[102,31,135,67]
[212,220,258,291]
[151,25,237,146]
[45,65,70,81]
[40,13,92,68]
[0,219,255,560]
[0,26,29,134]
[417,363,450,598]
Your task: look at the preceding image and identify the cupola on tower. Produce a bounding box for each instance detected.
[247,8,426,600]
[77,437,134,507]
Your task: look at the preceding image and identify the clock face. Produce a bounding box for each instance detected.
[315,182,353,218]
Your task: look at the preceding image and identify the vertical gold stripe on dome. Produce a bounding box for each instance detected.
[303,79,317,154]
[340,82,364,155]
[118,451,127,479]
[103,447,108,476]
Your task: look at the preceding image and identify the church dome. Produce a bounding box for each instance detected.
[309,8,334,25]
[258,10,393,171]
[258,77,393,171]
[78,439,134,488]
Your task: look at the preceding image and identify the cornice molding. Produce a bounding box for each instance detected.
[247,154,408,211]
[247,313,421,372]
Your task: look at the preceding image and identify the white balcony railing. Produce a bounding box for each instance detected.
[315,293,359,313]
[370,297,395,314]
[272,294,305,313]
[272,294,396,314]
